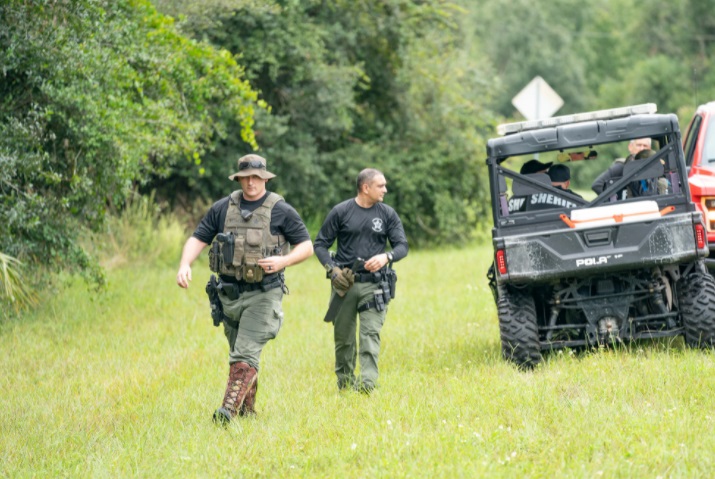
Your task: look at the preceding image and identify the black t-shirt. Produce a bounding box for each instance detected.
[314,199,408,267]
[192,191,310,246]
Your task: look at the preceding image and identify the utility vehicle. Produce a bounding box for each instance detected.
[487,104,715,367]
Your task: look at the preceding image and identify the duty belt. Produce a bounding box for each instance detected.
[220,272,280,285]
[354,272,384,283]
[217,275,283,301]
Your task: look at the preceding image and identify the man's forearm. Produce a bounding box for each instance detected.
[390,243,409,262]
[313,244,333,266]
[177,236,208,288]
[180,236,209,268]
[283,240,314,268]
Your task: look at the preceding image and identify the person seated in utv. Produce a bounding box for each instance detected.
[523,164,582,211]
[625,148,668,197]
[507,159,553,212]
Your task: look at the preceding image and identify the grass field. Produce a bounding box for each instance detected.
[2,244,715,478]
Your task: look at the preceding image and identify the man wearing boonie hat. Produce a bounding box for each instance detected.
[176,153,313,424]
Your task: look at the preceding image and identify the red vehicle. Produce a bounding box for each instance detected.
[683,101,715,268]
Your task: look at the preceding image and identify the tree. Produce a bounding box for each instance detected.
[155,0,496,244]
[0,0,263,286]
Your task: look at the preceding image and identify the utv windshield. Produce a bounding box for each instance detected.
[495,140,677,216]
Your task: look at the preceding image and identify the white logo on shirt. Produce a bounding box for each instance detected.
[372,218,383,232]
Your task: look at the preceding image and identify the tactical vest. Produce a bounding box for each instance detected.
[209,191,290,283]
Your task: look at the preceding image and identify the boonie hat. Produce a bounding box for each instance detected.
[548,164,571,182]
[228,154,276,181]
[520,159,553,174]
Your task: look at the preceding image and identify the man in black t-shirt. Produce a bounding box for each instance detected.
[176,154,313,424]
[523,164,583,211]
[314,168,408,393]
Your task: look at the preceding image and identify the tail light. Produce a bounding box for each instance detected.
[695,223,707,249]
[496,249,508,274]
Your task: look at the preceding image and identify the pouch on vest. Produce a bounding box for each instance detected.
[242,228,264,283]
[231,234,245,270]
[209,241,221,273]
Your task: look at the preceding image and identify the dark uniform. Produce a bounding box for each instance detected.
[591,156,631,196]
[592,150,663,198]
[524,164,583,210]
[522,186,583,210]
[314,198,408,392]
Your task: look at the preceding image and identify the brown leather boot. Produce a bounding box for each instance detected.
[213,362,257,425]
[240,378,258,417]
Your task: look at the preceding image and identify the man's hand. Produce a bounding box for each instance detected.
[364,253,389,272]
[177,264,192,289]
[331,266,353,295]
[258,256,286,273]
[176,237,208,289]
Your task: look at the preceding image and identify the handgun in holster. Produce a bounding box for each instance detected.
[216,232,235,266]
[205,274,225,327]
[209,242,221,272]
[217,281,239,301]
[387,269,397,299]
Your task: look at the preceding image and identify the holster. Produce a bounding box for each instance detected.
[358,275,395,314]
[221,233,235,266]
[217,281,240,301]
[387,270,397,299]
[374,288,386,312]
[206,275,226,327]
[209,242,221,272]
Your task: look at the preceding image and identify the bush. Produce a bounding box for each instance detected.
[0,0,262,286]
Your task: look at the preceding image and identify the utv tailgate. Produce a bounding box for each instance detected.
[496,212,706,283]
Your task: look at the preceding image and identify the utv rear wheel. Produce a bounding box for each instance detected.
[678,272,715,348]
[497,284,542,368]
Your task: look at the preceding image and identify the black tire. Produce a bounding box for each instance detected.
[678,272,715,348]
[497,284,542,368]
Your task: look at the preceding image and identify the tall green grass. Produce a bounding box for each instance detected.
[2,208,715,477]
[85,191,188,271]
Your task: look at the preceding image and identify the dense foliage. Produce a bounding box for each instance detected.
[472,0,715,120]
[5,0,715,303]
[0,0,262,287]
[154,0,494,245]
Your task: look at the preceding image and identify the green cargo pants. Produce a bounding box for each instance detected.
[218,287,284,370]
[331,281,387,391]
